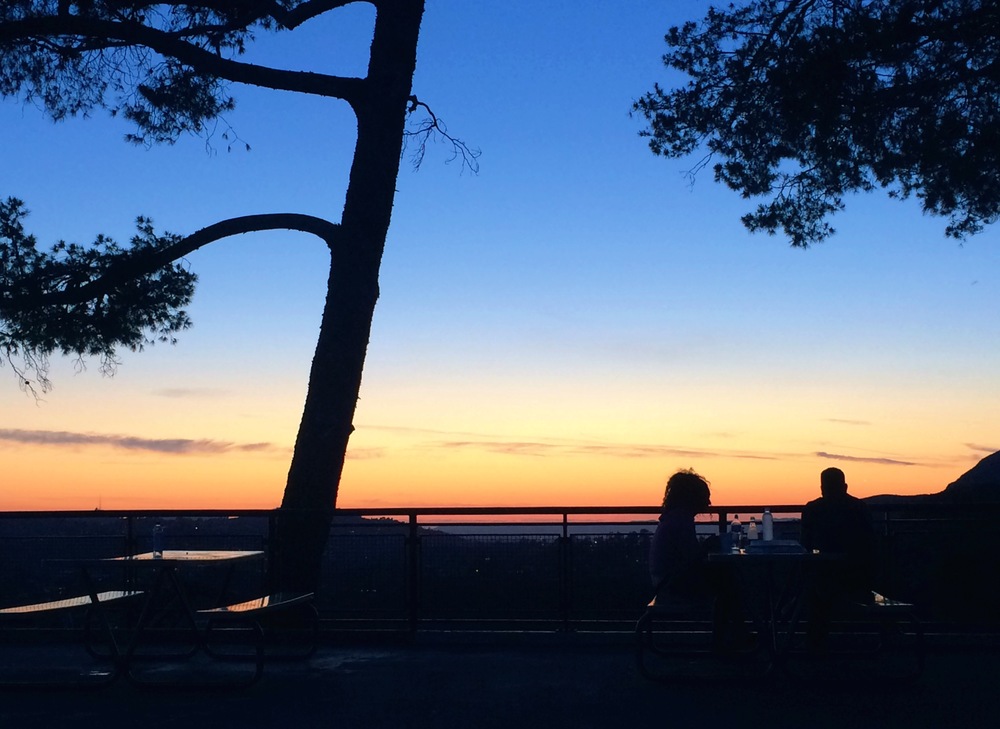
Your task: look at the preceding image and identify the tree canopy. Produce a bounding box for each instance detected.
[0,1,357,144]
[0,1,439,587]
[0,0,367,391]
[0,198,195,391]
[634,0,1000,246]
[1,200,339,393]
[0,2,472,395]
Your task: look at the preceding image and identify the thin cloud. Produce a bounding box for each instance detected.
[0,428,276,456]
[365,424,711,458]
[570,443,724,459]
[825,418,872,426]
[152,388,230,399]
[345,447,386,460]
[815,451,916,466]
[438,441,557,457]
[434,438,779,461]
[964,443,999,456]
[365,424,724,460]
[360,423,500,438]
[365,424,919,467]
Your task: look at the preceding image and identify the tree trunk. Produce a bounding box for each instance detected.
[273,0,425,592]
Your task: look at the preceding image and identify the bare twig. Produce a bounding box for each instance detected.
[403,96,481,174]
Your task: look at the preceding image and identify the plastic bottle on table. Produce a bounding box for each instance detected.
[729,515,743,552]
[762,508,774,541]
[748,517,758,541]
[152,523,164,559]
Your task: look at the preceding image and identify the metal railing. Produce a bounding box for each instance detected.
[1,503,997,632]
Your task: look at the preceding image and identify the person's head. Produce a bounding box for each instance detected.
[661,469,711,512]
[820,467,848,497]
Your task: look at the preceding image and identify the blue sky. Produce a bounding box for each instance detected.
[2,1,998,510]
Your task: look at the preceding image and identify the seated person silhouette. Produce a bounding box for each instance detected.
[799,467,876,650]
[649,469,750,650]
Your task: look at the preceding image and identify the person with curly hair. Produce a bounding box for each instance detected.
[649,469,750,650]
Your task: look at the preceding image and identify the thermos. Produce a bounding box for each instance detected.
[762,508,774,541]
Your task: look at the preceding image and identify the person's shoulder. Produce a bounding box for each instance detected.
[845,493,870,510]
[659,507,693,524]
[802,496,823,512]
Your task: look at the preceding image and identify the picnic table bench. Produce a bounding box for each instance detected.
[0,589,145,688]
[0,590,143,616]
[186,591,317,686]
[636,586,924,683]
[775,590,925,681]
[198,592,318,650]
[635,593,766,682]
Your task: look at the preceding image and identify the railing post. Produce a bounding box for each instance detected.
[124,514,136,591]
[879,508,894,592]
[266,510,278,589]
[406,512,421,632]
[559,512,570,631]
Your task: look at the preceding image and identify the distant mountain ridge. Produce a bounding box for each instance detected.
[866,449,1000,504]
[938,450,1000,502]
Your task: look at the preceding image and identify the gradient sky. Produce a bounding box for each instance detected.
[2,1,998,512]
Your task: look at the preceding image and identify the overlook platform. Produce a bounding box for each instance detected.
[2,506,998,726]
[0,635,995,728]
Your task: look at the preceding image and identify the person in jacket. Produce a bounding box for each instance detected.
[799,467,877,650]
[649,469,750,650]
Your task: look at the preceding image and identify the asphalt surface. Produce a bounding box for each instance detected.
[0,638,996,729]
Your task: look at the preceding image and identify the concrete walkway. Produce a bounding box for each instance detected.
[0,640,996,728]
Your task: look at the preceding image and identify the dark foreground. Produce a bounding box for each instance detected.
[0,638,995,728]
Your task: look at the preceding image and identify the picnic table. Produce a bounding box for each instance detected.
[636,541,923,682]
[0,550,315,689]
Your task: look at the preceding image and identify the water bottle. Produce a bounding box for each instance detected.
[762,508,774,541]
[730,515,743,552]
[152,523,164,559]
[748,517,758,541]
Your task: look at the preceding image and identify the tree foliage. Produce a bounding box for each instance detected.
[0,1,308,144]
[0,197,195,392]
[0,4,450,587]
[1,195,339,394]
[0,1,462,393]
[634,0,1000,246]
[0,1,354,393]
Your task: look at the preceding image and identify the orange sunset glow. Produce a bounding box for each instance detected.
[2,2,998,513]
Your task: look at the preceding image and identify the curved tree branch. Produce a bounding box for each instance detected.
[15,213,340,309]
[0,15,367,104]
[113,1,359,31]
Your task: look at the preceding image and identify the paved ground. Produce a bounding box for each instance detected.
[0,637,996,728]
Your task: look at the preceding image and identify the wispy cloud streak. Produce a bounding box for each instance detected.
[434,439,780,461]
[152,388,230,399]
[362,424,921,466]
[345,447,385,460]
[815,451,916,466]
[964,443,999,456]
[0,429,274,455]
